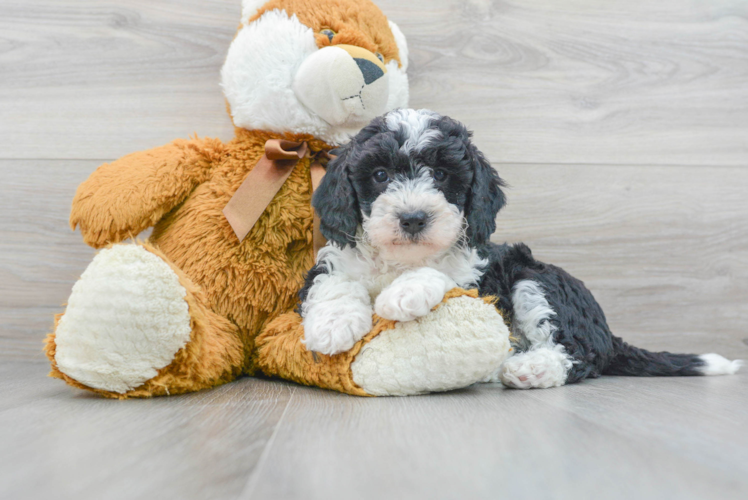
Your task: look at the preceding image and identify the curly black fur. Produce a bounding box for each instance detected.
[305,110,710,385]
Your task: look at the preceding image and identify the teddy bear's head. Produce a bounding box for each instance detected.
[221,0,409,146]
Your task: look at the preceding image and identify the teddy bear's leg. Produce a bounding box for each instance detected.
[45,243,244,398]
[256,289,512,396]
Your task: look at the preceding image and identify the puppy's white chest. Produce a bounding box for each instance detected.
[364,272,402,301]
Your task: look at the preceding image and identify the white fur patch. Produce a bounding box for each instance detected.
[54,245,192,394]
[222,11,324,138]
[499,346,573,389]
[388,20,409,71]
[316,239,486,298]
[374,267,456,321]
[303,237,486,355]
[301,273,373,355]
[385,60,409,114]
[363,173,464,264]
[222,9,410,146]
[501,279,574,388]
[385,109,441,153]
[352,296,511,396]
[511,279,558,348]
[697,353,744,375]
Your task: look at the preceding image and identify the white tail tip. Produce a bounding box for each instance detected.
[697,354,743,376]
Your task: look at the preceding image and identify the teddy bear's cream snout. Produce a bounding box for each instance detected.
[293,44,390,128]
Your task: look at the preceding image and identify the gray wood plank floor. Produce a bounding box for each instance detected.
[2,362,746,500]
[1,0,747,498]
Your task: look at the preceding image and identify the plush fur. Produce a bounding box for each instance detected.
[301,108,743,386]
[480,244,743,386]
[352,294,510,396]
[224,0,409,146]
[46,129,323,395]
[54,245,193,393]
[47,242,244,399]
[258,288,511,396]
[45,0,417,398]
[301,109,504,354]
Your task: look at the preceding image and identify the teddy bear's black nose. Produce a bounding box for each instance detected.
[355,58,384,85]
[399,211,429,236]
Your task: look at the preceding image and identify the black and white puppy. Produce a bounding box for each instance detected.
[299,109,742,389]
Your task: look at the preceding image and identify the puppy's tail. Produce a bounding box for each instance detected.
[603,336,743,377]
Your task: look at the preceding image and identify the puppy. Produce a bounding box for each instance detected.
[299,109,742,389]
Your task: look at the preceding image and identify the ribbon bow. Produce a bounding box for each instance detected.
[223,139,329,254]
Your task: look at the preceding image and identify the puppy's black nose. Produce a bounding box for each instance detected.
[399,211,429,236]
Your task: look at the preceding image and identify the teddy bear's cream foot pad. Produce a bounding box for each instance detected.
[54,244,192,394]
[350,296,511,396]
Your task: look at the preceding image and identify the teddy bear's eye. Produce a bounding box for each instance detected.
[320,29,336,42]
[375,52,384,63]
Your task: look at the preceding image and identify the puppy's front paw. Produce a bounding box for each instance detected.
[302,299,373,355]
[375,281,445,322]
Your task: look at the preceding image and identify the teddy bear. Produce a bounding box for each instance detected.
[44,0,512,398]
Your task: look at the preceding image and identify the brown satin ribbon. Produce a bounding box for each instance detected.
[223,139,329,256]
[309,161,328,257]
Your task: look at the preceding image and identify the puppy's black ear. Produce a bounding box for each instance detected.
[313,146,361,248]
[465,145,506,246]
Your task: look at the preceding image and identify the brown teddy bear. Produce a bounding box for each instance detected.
[45,0,511,398]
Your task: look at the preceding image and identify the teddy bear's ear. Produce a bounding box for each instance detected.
[241,0,268,25]
[388,20,409,71]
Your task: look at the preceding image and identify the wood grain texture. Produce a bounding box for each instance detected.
[1,0,747,164]
[243,378,748,500]
[0,160,98,360]
[3,363,746,500]
[0,0,239,160]
[0,362,296,500]
[402,0,748,165]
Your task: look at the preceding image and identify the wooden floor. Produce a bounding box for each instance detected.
[1,0,747,498]
[2,361,747,500]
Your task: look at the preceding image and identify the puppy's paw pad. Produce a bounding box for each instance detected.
[375,282,444,322]
[303,300,372,356]
[499,348,570,389]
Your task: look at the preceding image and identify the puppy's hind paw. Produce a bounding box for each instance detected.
[499,347,573,389]
[302,299,373,356]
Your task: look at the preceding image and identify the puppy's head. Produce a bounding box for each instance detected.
[314,109,506,264]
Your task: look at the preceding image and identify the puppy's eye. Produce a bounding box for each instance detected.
[433,169,447,182]
[373,169,389,183]
[320,29,336,42]
[375,52,384,63]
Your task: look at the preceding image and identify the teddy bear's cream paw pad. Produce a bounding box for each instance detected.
[351,297,511,396]
[55,245,192,394]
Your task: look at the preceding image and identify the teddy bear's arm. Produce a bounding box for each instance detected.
[70,137,225,248]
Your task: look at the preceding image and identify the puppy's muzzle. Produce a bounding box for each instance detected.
[293,44,389,128]
[399,211,429,236]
